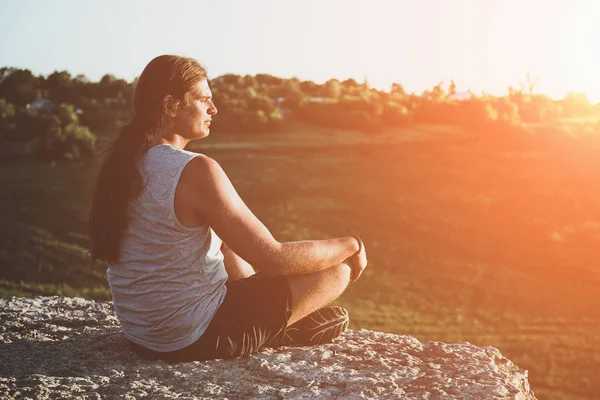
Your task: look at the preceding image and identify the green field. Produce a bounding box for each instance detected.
[2,122,600,399]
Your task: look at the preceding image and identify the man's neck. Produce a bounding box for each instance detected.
[150,133,189,150]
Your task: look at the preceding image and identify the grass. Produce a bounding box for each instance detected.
[2,121,600,399]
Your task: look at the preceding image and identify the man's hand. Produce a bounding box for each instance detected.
[346,236,367,283]
[222,242,256,281]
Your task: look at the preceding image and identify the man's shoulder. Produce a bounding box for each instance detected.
[185,154,221,175]
[179,154,226,193]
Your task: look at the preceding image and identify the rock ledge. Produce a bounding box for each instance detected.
[0,296,536,399]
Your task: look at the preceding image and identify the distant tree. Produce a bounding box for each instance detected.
[520,73,540,95]
[322,79,342,99]
[429,81,446,102]
[561,92,592,117]
[220,74,243,86]
[44,70,74,104]
[341,78,359,88]
[391,82,406,96]
[299,80,321,97]
[70,74,95,107]
[241,74,258,88]
[448,80,457,97]
[0,67,18,84]
[97,74,129,100]
[0,69,42,106]
[255,73,282,86]
[267,83,305,110]
[267,83,301,99]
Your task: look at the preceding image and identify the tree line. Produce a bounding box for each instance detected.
[0,67,598,162]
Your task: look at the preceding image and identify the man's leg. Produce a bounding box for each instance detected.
[286,262,352,325]
[264,263,352,348]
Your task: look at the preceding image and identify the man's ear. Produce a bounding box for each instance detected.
[162,95,179,118]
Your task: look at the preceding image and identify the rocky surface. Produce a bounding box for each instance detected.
[0,296,536,399]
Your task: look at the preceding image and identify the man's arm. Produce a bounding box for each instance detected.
[222,241,255,281]
[177,155,360,277]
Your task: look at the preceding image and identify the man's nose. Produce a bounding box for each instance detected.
[208,101,217,115]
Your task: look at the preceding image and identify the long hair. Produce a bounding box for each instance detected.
[88,55,208,263]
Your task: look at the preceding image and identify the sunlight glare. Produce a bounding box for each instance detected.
[566,2,600,103]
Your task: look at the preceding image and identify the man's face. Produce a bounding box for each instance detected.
[174,78,217,140]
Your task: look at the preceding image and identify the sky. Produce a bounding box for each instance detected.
[1,0,600,102]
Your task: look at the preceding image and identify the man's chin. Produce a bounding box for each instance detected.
[199,129,210,139]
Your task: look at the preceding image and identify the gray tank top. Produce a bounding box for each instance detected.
[106,143,228,352]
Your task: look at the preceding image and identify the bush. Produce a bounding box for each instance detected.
[56,104,78,127]
[78,108,118,135]
[1,102,97,162]
[297,101,383,133]
[381,102,411,126]
[0,99,17,139]
[246,95,276,113]
[11,113,57,142]
[36,119,95,162]
[211,108,283,134]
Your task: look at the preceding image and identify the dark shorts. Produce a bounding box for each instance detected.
[129,273,293,363]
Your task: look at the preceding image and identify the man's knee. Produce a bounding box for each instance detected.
[330,262,352,291]
[287,263,352,325]
[287,262,351,300]
[315,263,351,300]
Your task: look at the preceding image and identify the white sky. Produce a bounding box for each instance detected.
[1,0,600,102]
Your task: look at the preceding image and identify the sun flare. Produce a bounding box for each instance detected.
[566,3,600,103]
